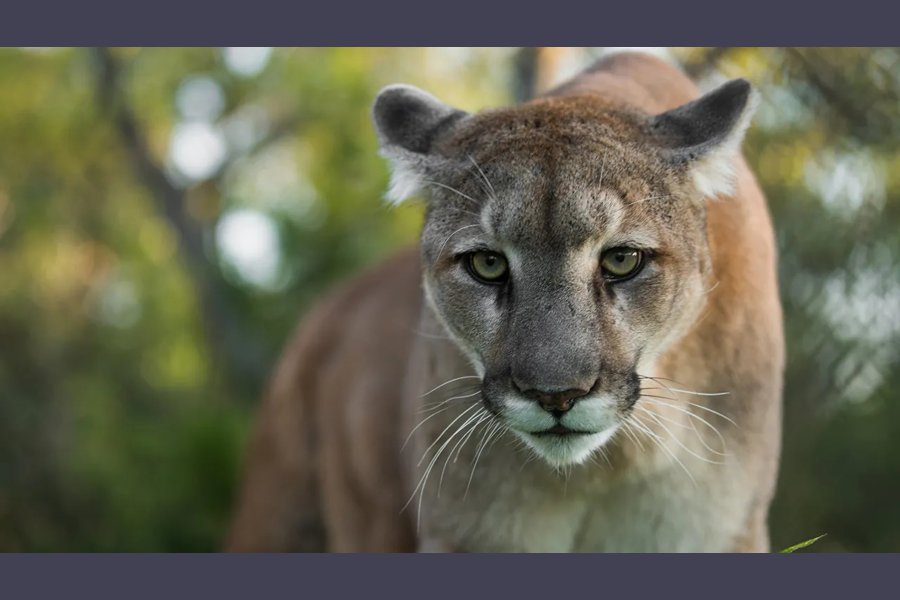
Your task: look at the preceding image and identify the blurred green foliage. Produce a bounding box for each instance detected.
[0,47,896,552]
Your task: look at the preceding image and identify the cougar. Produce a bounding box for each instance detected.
[226,51,784,552]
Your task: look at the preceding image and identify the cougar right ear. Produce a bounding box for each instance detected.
[651,78,758,199]
[372,85,468,204]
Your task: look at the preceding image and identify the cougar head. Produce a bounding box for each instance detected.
[373,75,756,467]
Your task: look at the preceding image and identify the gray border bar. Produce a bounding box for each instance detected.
[0,0,897,44]
[1,554,898,599]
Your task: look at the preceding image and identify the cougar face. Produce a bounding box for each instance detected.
[374,81,756,467]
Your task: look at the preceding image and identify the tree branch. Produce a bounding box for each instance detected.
[512,47,540,103]
[91,47,272,391]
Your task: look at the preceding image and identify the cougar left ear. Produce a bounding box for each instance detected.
[372,84,469,204]
[651,78,759,199]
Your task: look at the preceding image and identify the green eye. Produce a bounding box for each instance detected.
[600,248,644,280]
[466,251,509,284]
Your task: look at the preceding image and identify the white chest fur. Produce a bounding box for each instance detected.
[412,433,750,553]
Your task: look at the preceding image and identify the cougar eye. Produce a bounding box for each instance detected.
[600,247,644,281]
[466,251,509,284]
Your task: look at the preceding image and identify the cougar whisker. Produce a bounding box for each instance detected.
[420,375,482,398]
[435,223,480,261]
[438,409,489,497]
[466,154,498,200]
[405,392,481,451]
[425,179,482,206]
[639,396,730,453]
[629,413,697,487]
[637,406,727,465]
[464,420,504,498]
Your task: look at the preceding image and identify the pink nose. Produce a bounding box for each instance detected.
[520,387,592,414]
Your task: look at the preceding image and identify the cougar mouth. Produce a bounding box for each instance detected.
[515,425,621,467]
[533,424,592,436]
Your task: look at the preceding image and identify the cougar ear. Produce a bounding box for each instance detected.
[372,84,469,204]
[651,78,759,199]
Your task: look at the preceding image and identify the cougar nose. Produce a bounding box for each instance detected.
[513,381,594,415]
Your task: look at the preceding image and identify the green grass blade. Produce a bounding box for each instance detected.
[779,534,827,553]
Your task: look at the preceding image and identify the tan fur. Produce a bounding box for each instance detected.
[226,52,783,553]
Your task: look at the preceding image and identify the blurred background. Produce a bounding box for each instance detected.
[0,47,897,552]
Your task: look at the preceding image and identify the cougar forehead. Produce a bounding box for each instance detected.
[422,97,703,263]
